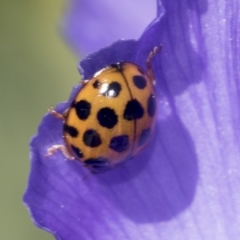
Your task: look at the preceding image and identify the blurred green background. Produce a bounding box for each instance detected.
[0,1,80,239]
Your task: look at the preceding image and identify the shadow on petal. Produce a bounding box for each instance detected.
[96,113,198,223]
[136,0,208,96]
[80,40,138,79]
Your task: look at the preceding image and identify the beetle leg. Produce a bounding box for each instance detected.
[48,107,66,121]
[45,144,75,160]
[146,45,162,84]
[79,79,89,85]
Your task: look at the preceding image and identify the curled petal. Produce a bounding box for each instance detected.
[63,0,157,55]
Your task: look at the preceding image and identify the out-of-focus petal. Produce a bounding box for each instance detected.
[24,0,240,239]
[63,0,156,55]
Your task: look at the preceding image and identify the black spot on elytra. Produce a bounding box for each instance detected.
[63,124,78,137]
[93,80,101,89]
[110,62,122,71]
[133,75,147,89]
[123,99,144,120]
[84,158,109,167]
[75,100,91,120]
[71,145,84,158]
[97,107,118,129]
[147,94,156,117]
[84,157,111,173]
[138,128,151,146]
[109,135,129,152]
[83,129,101,147]
[101,82,122,98]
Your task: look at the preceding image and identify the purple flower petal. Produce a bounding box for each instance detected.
[24,0,240,239]
[63,0,157,55]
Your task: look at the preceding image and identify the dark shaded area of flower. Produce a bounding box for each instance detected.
[24,0,240,239]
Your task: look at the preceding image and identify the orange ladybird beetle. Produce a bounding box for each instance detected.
[46,46,160,173]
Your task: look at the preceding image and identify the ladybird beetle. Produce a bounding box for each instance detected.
[46,46,160,173]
